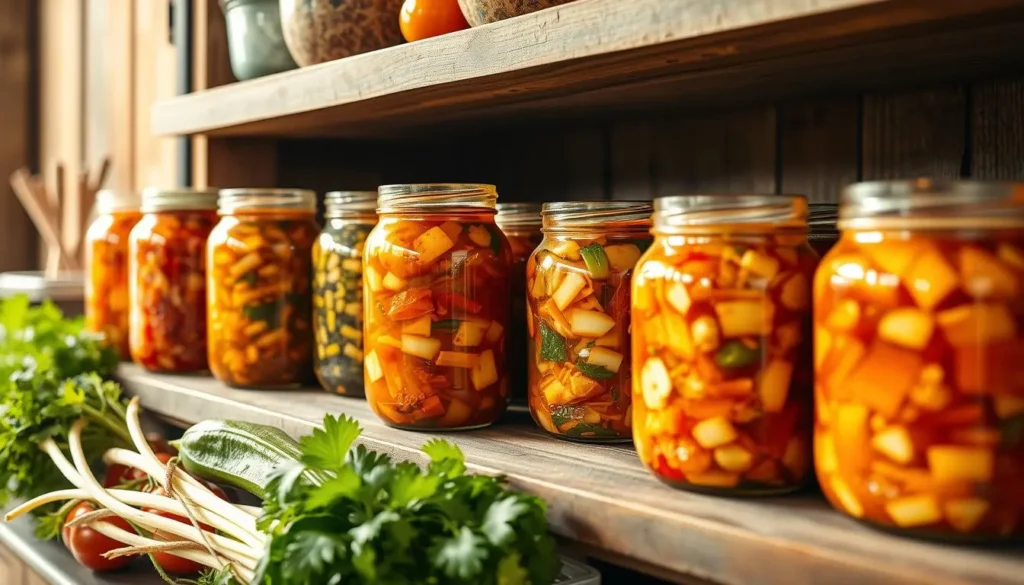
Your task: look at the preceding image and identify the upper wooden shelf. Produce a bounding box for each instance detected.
[152,0,1024,139]
[117,364,1022,585]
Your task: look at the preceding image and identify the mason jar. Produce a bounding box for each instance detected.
[495,202,543,405]
[362,184,512,430]
[206,189,319,388]
[809,203,840,257]
[85,190,142,360]
[129,188,219,373]
[632,194,817,494]
[313,191,378,397]
[814,180,1024,541]
[526,201,653,442]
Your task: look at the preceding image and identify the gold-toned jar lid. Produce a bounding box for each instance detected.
[95,190,141,214]
[542,201,652,234]
[141,187,219,213]
[217,188,317,214]
[495,202,543,229]
[377,184,497,212]
[324,191,378,219]
[840,179,1024,230]
[652,194,806,234]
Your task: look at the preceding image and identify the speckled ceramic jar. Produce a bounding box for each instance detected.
[280,0,405,66]
[457,0,578,27]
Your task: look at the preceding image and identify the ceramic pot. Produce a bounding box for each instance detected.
[280,0,405,67]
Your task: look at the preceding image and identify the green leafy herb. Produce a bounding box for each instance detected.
[538,320,567,363]
[579,244,609,280]
[575,362,616,380]
[432,319,462,332]
[243,301,280,328]
[564,423,620,439]
[254,414,561,585]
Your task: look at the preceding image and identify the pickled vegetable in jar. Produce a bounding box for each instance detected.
[363,184,512,430]
[815,180,1024,541]
[495,202,543,405]
[207,189,319,388]
[129,188,219,373]
[313,191,378,397]
[85,190,142,360]
[632,195,817,493]
[526,201,653,442]
[809,203,839,257]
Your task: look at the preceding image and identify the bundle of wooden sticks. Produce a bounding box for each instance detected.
[9,158,111,279]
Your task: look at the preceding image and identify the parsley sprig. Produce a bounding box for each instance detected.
[251,414,561,585]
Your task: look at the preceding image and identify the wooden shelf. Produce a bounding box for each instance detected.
[118,364,1022,585]
[152,0,1024,139]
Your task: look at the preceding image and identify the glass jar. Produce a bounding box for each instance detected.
[632,195,817,493]
[206,189,319,388]
[526,201,653,442]
[129,188,219,373]
[313,191,378,397]
[809,203,839,257]
[85,190,142,360]
[495,202,543,405]
[363,184,512,430]
[814,180,1024,541]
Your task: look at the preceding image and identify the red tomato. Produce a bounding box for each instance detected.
[399,0,469,42]
[143,485,226,574]
[62,502,133,572]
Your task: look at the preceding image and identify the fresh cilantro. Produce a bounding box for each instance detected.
[253,414,561,585]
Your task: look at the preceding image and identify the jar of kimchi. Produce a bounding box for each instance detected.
[313,191,378,397]
[495,202,543,405]
[363,184,512,430]
[526,201,653,442]
[85,190,142,360]
[207,189,319,388]
[632,195,816,493]
[129,188,219,373]
[815,180,1024,541]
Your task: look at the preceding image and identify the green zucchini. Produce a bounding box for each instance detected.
[175,419,325,499]
[714,340,761,370]
[539,320,567,363]
[580,244,609,279]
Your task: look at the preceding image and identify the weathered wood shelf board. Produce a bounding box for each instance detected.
[118,364,1023,585]
[152,0,1024,138]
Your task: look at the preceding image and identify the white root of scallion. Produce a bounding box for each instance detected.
[58,423,261,569]
[89,521,255,584]
[122,398,265,544]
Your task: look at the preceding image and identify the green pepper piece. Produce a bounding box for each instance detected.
[714,340,761,369]
[241,271,259,287]
[539,320,567,362]
[565,422,621,439]
[432,319,461,332]
[580,244,610,280]
[243,301,280,328]
[576,362,615,380]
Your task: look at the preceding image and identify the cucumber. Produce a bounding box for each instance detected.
[580,244,610,279]
[175,419,324,500]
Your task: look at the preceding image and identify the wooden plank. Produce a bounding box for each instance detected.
[779,98,860,203]
[643,107,777,196]
[0,0,37,273]
[108,0,135,193]
[862,86,967,180]
[971,77,1024,180]
[151,0,1024,138]
[132,0,178,190]
[118,364,1024,585]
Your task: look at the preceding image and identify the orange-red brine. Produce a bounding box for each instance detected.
[129,189,219,373]
[815,181,1024,541]
[363,184,511,429]
[206,189,318,388]
[85,191,141,360]
[526,202,652,442]
[632,195,816,492]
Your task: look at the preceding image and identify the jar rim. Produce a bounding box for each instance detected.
[495,202,543,229]
[377,184,497,212]
[839,179,1024,229]
[542,201,652,232]
[653,194,807,233]
[324,190,378,219]
[141,187,219,213]
[96,189,141,214]
[217,188,317,214]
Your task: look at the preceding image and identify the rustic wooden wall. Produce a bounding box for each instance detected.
[270,75,1024,207]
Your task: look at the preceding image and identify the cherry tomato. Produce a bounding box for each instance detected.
[399,0,469,43]
[62,502,133,572]
[143,485,227,574]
